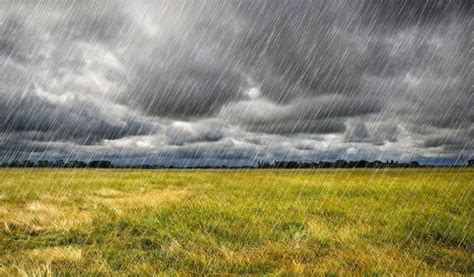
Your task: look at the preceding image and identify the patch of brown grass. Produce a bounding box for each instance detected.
[27,246,83,263]
[1,201,93,234]
[90,187,189,215]
[1,187,190,234]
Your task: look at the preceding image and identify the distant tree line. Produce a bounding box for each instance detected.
[1,159,473,168]
[257,160,426,168]
[256,159,474,168]
[1,160,113,168]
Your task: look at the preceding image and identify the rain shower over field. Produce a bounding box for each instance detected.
[0,0,472,166]
[0,0,473,275]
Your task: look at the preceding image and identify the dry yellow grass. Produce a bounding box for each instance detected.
[1,185,189,235]
[90,187,189,209]
[27,246,83,263]
[1,199,93,234]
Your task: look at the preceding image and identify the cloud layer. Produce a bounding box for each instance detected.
[0,0,472,165]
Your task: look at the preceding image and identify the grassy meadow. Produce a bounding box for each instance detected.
[0,168,472,275]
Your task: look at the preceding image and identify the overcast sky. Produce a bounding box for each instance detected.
[0,0,472,166]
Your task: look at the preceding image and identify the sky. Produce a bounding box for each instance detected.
[0,0,472,166]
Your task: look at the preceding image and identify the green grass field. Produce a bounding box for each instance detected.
[0,168,472,275]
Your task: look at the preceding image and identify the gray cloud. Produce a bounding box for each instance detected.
[0,0,472,164]
[343,121,400,146]
[0,88,155,145]
[219,95,381,134]
[164,120,225,146]
[359,0,472,29]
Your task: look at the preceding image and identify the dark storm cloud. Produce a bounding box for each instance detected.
[343,121,400,146]
[422,136,470,149]
[126,62,245,119]
[164,120,225,146]
[62,8,130,44]
[359,0,472,29]
[0,88,155,145]
[0,0,472,163]
[0,15,40,64]
[220,95,381,134]
[0,17,20,57]
[120,1,370,120]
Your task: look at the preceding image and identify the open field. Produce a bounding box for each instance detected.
[0,168,472,275]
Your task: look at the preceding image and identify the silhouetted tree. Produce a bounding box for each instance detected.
[53,160,65,168]
[37,160,51,167]
[66,160,87,168]
[354,160,369,168]
[334,160,348,168]
[22,160,35,167]
[89,160,113,168]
